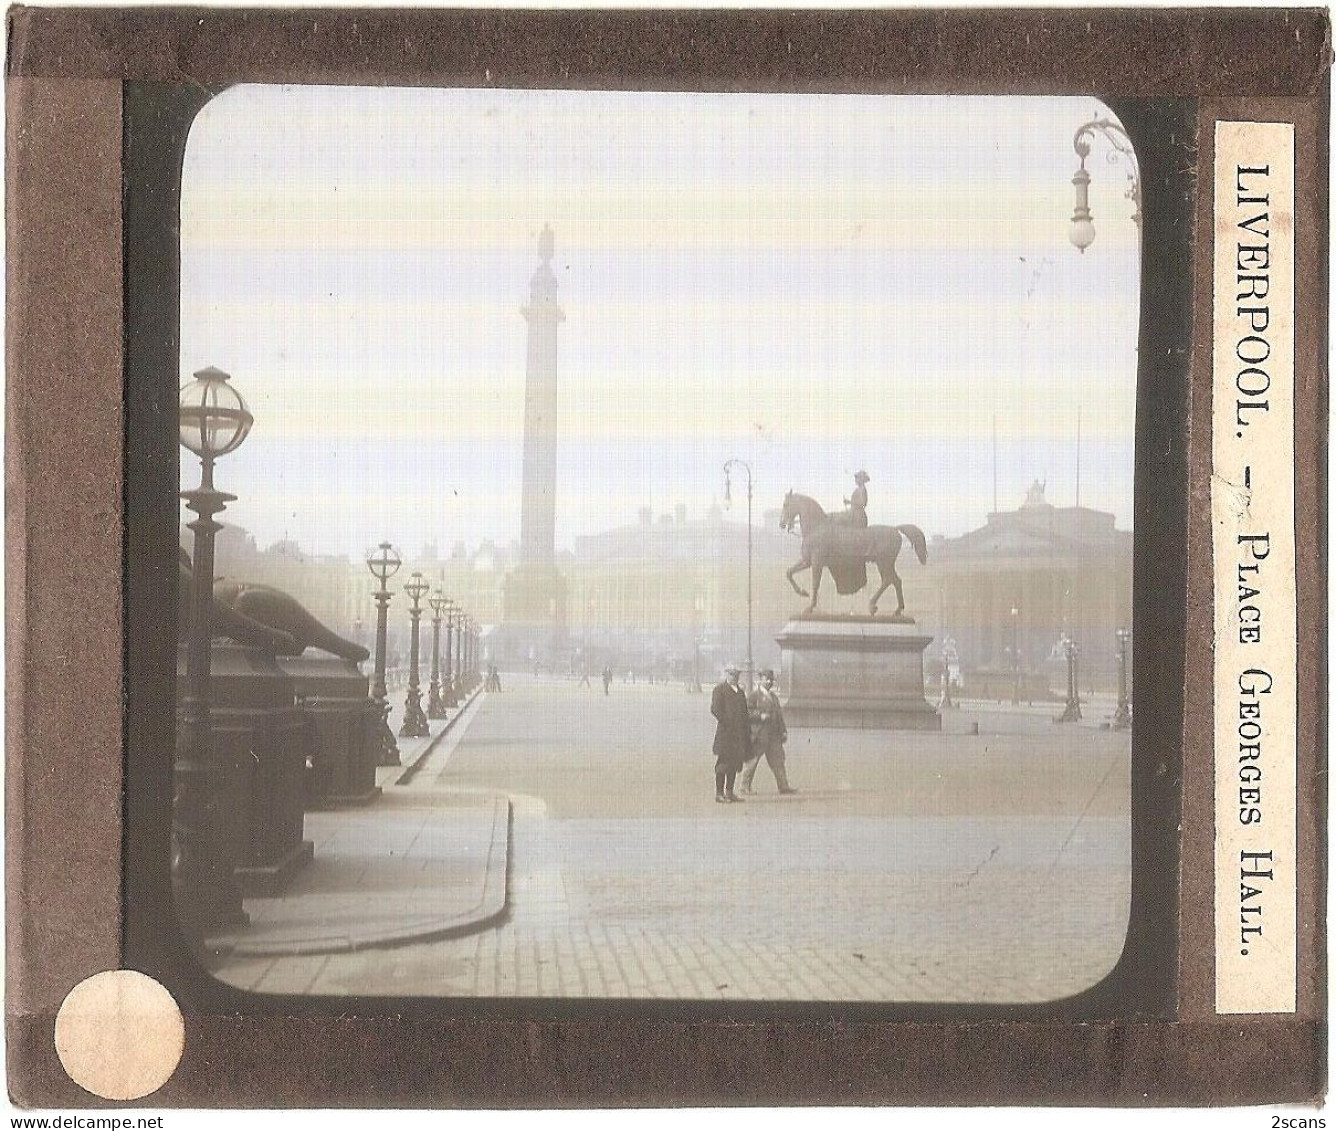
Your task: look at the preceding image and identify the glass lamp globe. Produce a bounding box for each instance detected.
[1070,217,1096,252]
[179,366,253,459]
[405,572,430,603]
[367,542,402,584]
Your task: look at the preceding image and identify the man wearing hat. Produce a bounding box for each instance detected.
[710,664,751,803]
[845,470,870,528]
[742,668,796,795]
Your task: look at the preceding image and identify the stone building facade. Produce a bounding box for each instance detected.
[912,482,1133,695]
[202,480,1131,694]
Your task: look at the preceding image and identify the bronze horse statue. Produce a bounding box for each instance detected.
[779,491,927,618]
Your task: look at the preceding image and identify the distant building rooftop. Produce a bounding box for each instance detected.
[573,505,795,565]
[942,482,1130,562]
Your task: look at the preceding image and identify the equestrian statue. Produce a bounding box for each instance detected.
[779,490,927,619]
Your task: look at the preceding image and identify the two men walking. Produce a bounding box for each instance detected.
[710,665,795,802]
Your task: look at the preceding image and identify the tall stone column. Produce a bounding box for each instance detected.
[502,224,569,662]
[520,223,562,567]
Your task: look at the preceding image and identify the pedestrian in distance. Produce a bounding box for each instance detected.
[602,665,613,695]
[742,668,796,795]
[710,664,751,803]
[578,667,592,689]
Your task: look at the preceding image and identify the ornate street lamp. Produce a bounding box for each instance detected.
[1058,635,1083,723]
[399,572,431,737]
[426,589,448,719]
[1069,116,1141,253]
[460,610,470,693]
[723,459,754,689]
[176,365,253,936]
[689,593,704,694]
[940,637,957,710]
[583,599,595,679]
[1010,604,1021,706]
[464,614,476,690]
[1113,626,1133,730]
[366,541,402,764]
[455,609,466,693]
[442,600,457,706]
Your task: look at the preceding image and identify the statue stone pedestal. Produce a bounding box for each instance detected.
[776,617,941,730]
[496,564,568,665]
[182,643,314,896]
[277,655,381,809]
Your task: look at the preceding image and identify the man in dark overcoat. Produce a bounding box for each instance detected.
[710,664,751,803]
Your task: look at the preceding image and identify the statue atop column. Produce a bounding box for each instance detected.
[502,223,569,662]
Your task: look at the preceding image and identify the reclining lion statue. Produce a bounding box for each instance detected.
[179,548,370,664]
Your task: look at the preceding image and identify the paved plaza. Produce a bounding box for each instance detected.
[215,673,1130,1003]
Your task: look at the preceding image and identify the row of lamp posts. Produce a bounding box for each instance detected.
[1057,627,1133,729]
[366,541,481,763]
[938,614,1131,729]
[175,364,481,942]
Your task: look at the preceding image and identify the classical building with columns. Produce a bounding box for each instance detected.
[909,481,1133,696]
[204,478,1131,694]
[561,503,798,679]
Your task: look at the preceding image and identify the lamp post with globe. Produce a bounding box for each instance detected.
[442,600,457,706]
[1069,115,1141,253]
[689,593,704,694]
[1112,627,1133,730]
[1009,604,1021,706]
[366,541,402,764]
[427,589,448,719]
[459,610,469,693]
[1058,635,1083,723]
[455,610,466,693]
[460,614,471,690]
[723,458,755,689]
[399,572,431,738]
[176,365,253,936]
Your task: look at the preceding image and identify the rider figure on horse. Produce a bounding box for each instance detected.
[780,486,928,619]
[844,470,870,529]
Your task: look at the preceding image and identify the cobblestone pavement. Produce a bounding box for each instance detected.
[231,674,1130,1003]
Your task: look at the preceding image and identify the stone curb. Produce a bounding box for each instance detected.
[382,685,485,787]
[212,793,512,958]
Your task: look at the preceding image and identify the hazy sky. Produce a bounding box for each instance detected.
[180,87,1140,558]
